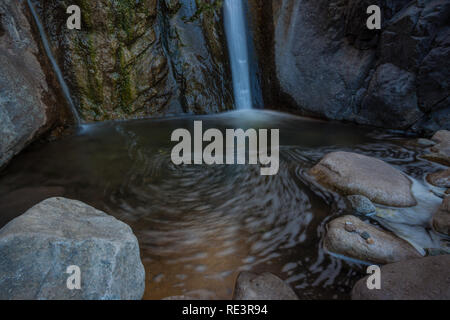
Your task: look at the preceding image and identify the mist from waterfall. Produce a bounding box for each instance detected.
[224,0,253,110]
[27,0,81,124]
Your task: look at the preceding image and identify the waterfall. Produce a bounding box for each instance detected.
[26,0,81,124]
[224,0,253,110]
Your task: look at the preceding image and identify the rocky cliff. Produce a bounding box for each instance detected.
[251,0,450,134]
[0,0,72,168]
[37,0,234,121]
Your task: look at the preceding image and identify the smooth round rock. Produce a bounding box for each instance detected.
[324,215,421,264]
[423,130,450,166]
[426,169,450,188]
[233,272,298,300]
[346,195,376,215]
[433,196,450,236]
[309,152,416,207]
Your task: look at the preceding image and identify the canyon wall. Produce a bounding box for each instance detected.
[252,0,450,133]
[0,0,72,168]
[37,0,234,121]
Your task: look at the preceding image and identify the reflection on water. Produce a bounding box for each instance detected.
[0,110,444,299]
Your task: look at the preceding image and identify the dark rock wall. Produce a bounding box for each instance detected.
[253,0,450,133]
[0,0,72,168]
[37,0,234,121]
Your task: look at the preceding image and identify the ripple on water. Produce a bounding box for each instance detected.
[0,110,445,299]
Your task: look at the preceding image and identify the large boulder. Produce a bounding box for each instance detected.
[0,0,71,168]
[233,272,298,300]
[0,197,145,300]
[424,130,450,166]
[352,255,450,300]
[433,196,450,236]
[309,152,416,207]
[324,215,421,264]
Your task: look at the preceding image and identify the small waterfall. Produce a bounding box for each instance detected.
[224,0,253,110]
[26,0,81,124]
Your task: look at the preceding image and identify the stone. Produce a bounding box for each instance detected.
[423,130,450,166]
[345,221,356,233]
[346,195,376,215]
[433,196,450,236]
[233,272,298,300]
[309,152,416,207]
[352,255,450,300]
[417,138,436,147]
[360,232,371,241]
[426,169,450,188]
[324,215,421,264]
[0,197,145,300]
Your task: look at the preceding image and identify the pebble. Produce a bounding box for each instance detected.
[360,231,371,240]
[344,221,356,233]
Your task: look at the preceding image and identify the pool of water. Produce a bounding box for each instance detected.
[0,110,445,299]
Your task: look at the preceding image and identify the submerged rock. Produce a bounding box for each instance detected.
[0,197,145,300]
[433,196,450,236]
[346,195,376,216]
[427,169,450,188]
[309,152,416,207]
[233,272,298,300]
[352,255,450,300]
[324,215,421,264]
[423,130,450,166]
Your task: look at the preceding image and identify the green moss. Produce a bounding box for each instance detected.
[116,47,135,114]
[115,0,137,44]
[74,0,93,30]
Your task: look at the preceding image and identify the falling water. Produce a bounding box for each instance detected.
[224,0,253,110]
[26,0,81,124]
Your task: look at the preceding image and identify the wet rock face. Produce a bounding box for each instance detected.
[0,197,145,300]
[324,215,421,265]
[352,255,450,300]
[0,0,70,168]
[309,151,416,207]
[258,0,450,133]
[38,0,233,121]
[233,272,298,300]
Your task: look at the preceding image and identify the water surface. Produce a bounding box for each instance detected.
[0,110,444,299]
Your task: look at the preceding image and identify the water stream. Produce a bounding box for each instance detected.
[224,0,253,110]
[0,110,447,299]
[26,0,81,124]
